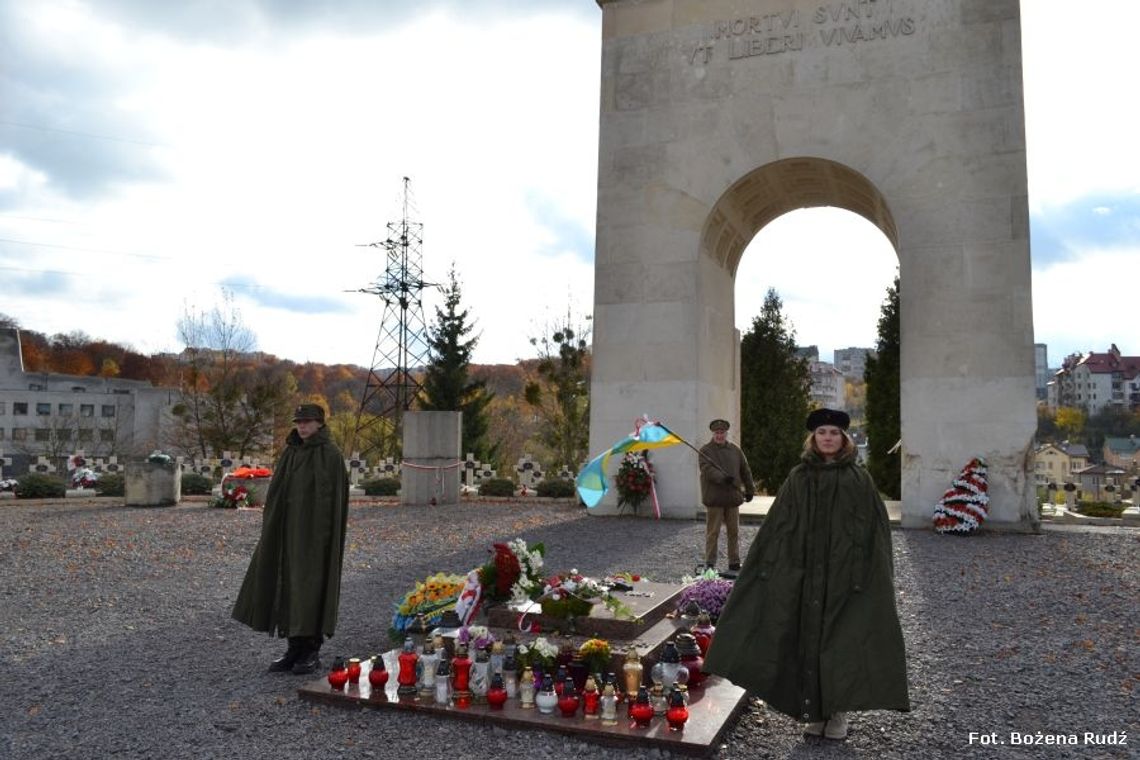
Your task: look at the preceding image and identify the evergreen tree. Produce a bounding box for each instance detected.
[524,311,591,473]
[864,274,900,498]
[419,267,497,463]
[739,289,812,494]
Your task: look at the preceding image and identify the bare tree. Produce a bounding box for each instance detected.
[172,291,293,460]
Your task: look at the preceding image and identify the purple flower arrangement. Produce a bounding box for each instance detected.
[675,578,734,620]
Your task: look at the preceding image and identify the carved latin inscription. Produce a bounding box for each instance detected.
[688,0,915,65]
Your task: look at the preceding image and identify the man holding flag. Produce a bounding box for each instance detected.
[699,419,754,574]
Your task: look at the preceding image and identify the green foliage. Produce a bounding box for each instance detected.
[865,274,901,499]
[478,478,516,497]
[94,473,125,497]
[524,311,591,473]
[418,266,498,463]
[361,477,400,496]
[181,472,214,495]
[1076,501,1125,518]
[535,478,576,498]
[739,289,812,494]
[15,473,67,499]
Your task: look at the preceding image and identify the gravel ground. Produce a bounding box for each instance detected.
[0,498,1136,760]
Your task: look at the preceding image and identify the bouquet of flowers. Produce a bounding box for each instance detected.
[615,451,654,514]
[515,636,559,671]
[389,572,466,641]
[211,481,252,509]
[675,577,734,620]
[456,624,496,652]
[535,569,633,621]
[479,538,546,603]
[578,638,612,674]
[229,466,272,479]
[70,468,99,489]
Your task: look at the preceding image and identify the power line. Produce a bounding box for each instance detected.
[0,120,165,148]
[0,236,171,261]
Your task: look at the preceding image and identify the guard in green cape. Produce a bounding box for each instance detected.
[703,408,909,740]
[232,403,350,675]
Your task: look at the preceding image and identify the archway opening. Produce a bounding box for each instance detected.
[699,157,899,496]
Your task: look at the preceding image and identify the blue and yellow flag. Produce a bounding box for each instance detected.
[575,421,683,509]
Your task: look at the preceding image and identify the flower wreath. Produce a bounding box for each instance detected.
[932,457,989,535]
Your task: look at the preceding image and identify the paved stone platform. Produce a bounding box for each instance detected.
[298,653,747,757]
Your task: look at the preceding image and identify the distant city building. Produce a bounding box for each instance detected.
[834,347,875,381]
[1034,343,1049,400]
[1046,344,1140,414]
[1033,441,1089,487]
[795,345,819,363]
[0,328,178,475]
[808,361,845,412]
[1103,436,1140,473]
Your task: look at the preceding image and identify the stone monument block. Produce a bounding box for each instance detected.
[401,411,461,506]
[125,458,181,507]
[589,0,1037,530]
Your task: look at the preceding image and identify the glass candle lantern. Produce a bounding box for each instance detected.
[434,656,452,706]
[630,685,654,728]
[396,637,420,696]
[692,611,716,656]
[470,647,491,704]
[502,652,518,698]
[649,641,689,694]
[666,686,689,731]
[486,672,508,709]
[535,674,558,715]
[418,637,439,698]
[367,654,389,691]
[600,683,619,725]
[622,648,644,700]
[490,640,505,675]
[651,682,668,715]
[557,677,580,717]
[674,632,706,689]
[327,656,349,691]
[582,674,600,719]
[519,665,536,709]
[554,664,568,696]
[346,657,362,685]
[450,644,472,702]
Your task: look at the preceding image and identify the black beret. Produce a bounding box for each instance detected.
[806,408,850,431]
[709,419,730,432]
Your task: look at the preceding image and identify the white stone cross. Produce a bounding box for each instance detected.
[515,455,545,489]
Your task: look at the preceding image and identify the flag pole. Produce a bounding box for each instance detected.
[655,422,733,478]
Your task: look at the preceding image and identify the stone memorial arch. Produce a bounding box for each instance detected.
[588,0,1037,530]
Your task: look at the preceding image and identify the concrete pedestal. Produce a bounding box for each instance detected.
[125,460,181,507]
[401,411,462,507]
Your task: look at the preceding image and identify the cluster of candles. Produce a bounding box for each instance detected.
[325,626,716,734]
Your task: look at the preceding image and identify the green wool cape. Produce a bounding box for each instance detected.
[703,448,910,722]
[232,426,349,639]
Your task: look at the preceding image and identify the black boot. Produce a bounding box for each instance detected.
[291,637,323,675]
[268,637,305,673]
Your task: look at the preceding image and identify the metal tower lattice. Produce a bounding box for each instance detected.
[351,177,433,458]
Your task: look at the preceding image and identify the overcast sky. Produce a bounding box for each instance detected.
[1,1,1137,369]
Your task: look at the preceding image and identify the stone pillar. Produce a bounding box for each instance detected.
[401,411,461,507]
[125,458,181,507]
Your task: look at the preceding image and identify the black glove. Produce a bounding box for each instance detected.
[744,493,754,502]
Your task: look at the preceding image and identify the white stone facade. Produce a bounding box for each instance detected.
[589,0,1037,530]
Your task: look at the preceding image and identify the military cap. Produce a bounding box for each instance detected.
[292,403,326,423]
[805,408,850,431]
[709,418,730,432]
